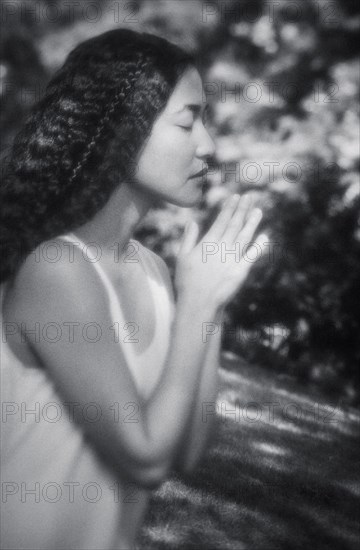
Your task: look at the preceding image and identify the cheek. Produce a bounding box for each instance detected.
[137,129,194,180]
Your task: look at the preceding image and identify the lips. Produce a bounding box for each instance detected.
[189,167,208,179]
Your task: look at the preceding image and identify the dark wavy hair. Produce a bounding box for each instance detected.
[0,29,195,282]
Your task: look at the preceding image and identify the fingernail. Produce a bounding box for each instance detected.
[253,208,263,218]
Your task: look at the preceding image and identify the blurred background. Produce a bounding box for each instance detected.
[1,0,358,406]
[1,2,359,548]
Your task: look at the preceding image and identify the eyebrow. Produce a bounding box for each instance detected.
[174,103,210,116]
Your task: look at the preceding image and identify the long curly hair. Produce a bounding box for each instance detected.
[1,29,195,282]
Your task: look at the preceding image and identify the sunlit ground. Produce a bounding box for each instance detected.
[138,354,360,550]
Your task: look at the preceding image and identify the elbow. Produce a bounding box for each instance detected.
[98,445,171,491]
[124,460,172,491]
[135,470,167,491]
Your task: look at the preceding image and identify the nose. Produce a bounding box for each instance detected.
[195,125,216,160]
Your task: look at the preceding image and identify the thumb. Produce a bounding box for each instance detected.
[178,220,200,255]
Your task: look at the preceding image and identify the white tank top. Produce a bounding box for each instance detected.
[0,234,175,549]
[59,233,175,399]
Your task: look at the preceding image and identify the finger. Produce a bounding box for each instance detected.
[205,194,240,242]
[238,208,263,245]
[178,220,200,256]
[224,194,253,243]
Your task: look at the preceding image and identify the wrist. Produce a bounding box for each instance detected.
[176,289,219,313]
[176,289,222,320]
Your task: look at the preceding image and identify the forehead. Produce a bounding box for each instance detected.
[164,67,204,113]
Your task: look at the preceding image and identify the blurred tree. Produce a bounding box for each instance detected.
[196,0,360,405]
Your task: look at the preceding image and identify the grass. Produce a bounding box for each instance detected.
[137,353,360,550]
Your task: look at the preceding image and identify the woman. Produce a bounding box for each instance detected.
[0,29,266,549]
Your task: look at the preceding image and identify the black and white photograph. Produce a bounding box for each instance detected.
[1,1,359,549]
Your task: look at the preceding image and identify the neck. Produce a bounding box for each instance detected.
[72,182,157,256]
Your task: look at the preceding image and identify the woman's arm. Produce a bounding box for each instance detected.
[171,305,224,474]
[143,250,222,474]
[7,242,221,490]
[145,197,265,476]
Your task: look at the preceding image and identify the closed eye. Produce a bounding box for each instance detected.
[178,124,193,132]
[177,105,210,131]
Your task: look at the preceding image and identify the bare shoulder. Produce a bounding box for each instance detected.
[5,236,109,321]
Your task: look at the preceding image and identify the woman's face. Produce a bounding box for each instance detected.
[133,66,216,207]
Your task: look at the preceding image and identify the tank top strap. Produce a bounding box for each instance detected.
[58,232,142,370]
[138,245,175,327]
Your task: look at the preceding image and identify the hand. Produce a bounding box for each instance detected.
[175,194,268,309]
